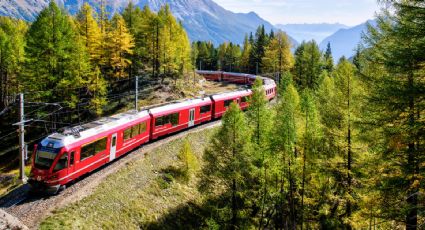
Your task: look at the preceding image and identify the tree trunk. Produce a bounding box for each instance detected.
[301,108,308,230]
[406,73,417,230]
[232,178,237,230]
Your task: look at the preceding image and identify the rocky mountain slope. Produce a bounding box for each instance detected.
[0,0,297,46]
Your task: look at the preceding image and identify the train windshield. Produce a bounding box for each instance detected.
[35,146,61,170]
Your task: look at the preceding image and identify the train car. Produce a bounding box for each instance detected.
[149,97,213,140]
[29,110,151,193]
[211,90,252,119]
[222,72,253,85]
[262,78,277,100]
[29,70,277,194]
[196,70,222,81]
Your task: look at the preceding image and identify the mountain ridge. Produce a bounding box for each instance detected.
[275,23,349,44]
[0,0,298,46]
[319,20,376,61]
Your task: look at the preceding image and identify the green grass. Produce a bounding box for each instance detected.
[0,165,31,197]
[39,127,217,230]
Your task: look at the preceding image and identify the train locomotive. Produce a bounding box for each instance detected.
[28,71,277,194]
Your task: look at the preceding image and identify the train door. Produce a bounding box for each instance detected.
[68,151,75,174]
[110,133,117,162]
[189,108,195,127]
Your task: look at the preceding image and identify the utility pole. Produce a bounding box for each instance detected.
[135,76,139,112]
[17,93,27,183]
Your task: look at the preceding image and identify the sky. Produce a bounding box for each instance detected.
[213,0,380,26]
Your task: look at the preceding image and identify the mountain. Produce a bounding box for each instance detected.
[275,23,349,44]
[319,20,377,61]
[0,0,298,46]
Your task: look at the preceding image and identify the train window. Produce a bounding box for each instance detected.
[112,136,117,147]
[70,151,75,166]
[81,137,107,161]
[132,125,139,137]
[53,153,68,172]
[170,113,179,126]
[81,143,95,161]
[241,96,249,103]
[155,117,164,127]
[124,127,132,141]
[200,105,211,114]
[139,122,147,133]
[156,113,179,127]
[224,100,233,107]
[95,138,107,154]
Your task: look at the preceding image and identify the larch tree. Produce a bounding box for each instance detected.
[272,83,300,229]
[262,31,294,76]
[201,102,254,229]
[240,35,252,73]
[108,14,134,78]
[299,89,321,229]
[75,3,102,65]
[24,1,91,107]
[246,78,273,227]
[361,1,425,228]
[0,17,26,110]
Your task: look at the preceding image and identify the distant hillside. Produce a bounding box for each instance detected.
[319,20,377,61]
[0,0,298,46]
[276,23,348,44]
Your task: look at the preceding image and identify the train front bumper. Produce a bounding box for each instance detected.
[28,178,61,194]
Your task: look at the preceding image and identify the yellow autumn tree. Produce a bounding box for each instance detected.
[108,14,135,78]
[75,3,102,65]
[262,31,294,74]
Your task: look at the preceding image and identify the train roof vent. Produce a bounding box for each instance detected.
[61,126,84,138]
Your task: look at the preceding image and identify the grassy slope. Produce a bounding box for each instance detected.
[40,127,217,230]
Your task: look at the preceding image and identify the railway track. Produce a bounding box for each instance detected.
[0,120,221,229]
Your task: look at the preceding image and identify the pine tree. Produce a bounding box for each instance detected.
[201,102,254,229]
[249,25,268,74]
[293,41,323,90]
[323,42,334,73]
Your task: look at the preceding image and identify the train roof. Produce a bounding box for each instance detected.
[196,70,222,75]
[211,89,252,101]
[42,110,150,147]
[223,72,257,79]
[149,97,212,116]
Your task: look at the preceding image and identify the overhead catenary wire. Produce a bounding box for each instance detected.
[21,76,159,97]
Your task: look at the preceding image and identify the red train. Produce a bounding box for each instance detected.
[29,71,277,193]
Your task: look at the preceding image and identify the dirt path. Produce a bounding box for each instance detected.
[0,121,220,230]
